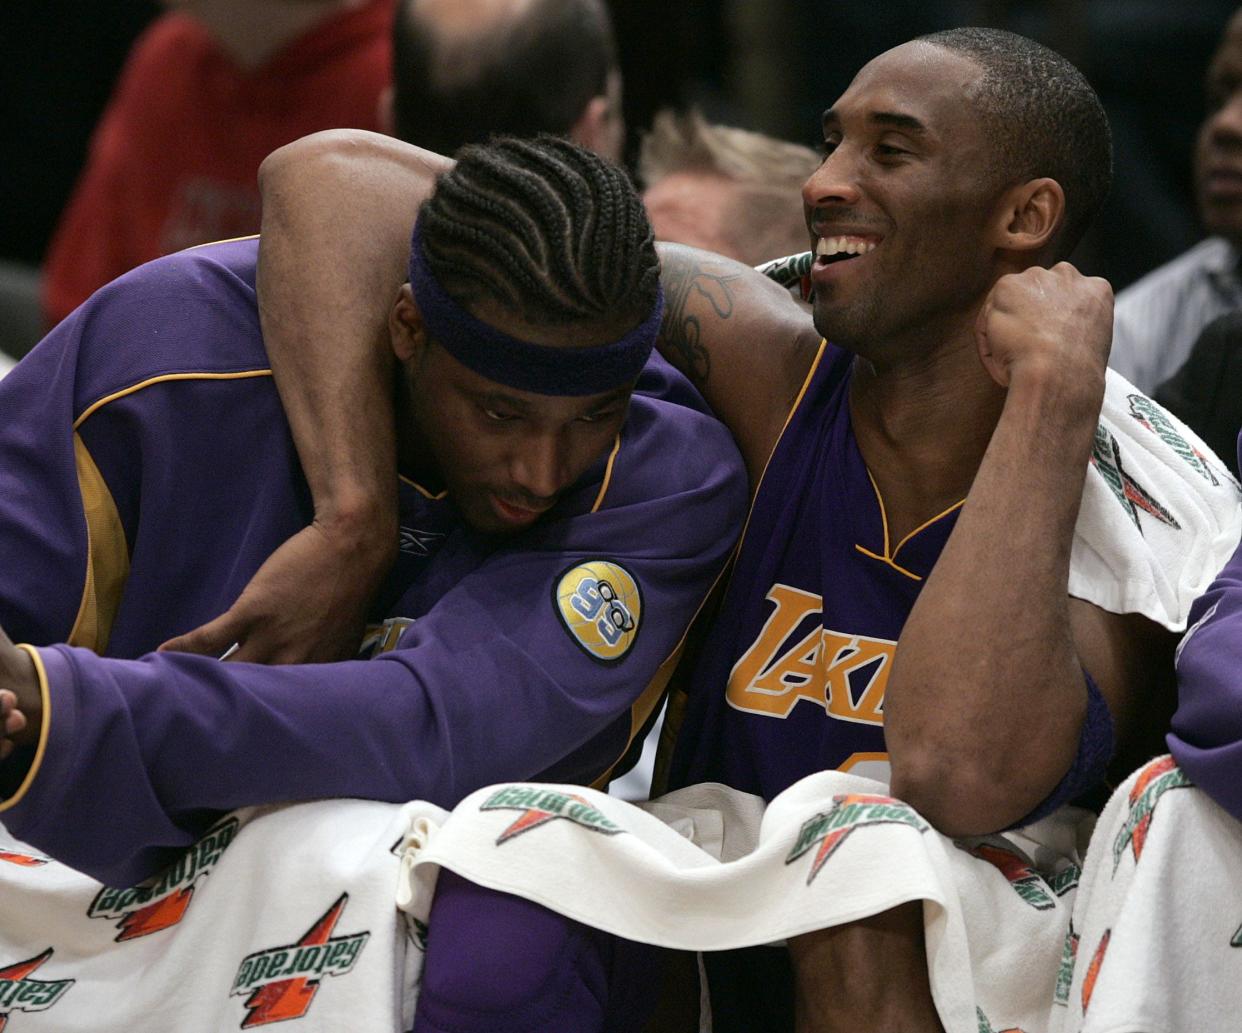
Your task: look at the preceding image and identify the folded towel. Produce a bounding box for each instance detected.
[1071,371,1241,630]
[401,772,1095,1033]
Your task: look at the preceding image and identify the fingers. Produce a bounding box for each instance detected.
[158,611,244,658]
[0,690,27,761]
[158,612,300,664]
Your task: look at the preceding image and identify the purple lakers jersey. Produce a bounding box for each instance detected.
[670,341,961,801]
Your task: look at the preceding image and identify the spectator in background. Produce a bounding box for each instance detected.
[639,109,821,265]
[41,0,393,328]
[1155,309,1242,478]
[1111,6,1242,393]
[390,0,623,162]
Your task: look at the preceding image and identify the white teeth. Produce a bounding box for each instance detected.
[815,236,878,257]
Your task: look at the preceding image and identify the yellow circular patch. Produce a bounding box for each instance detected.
[554,560,642,663]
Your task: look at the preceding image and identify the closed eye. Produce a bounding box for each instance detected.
[577,408,619,424]
[482,407,520,423]
[877,144,907,156]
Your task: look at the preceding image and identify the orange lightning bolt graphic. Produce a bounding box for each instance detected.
[0,852,47,868]
[494,794,595,844]
[115,887,196,942]
[804,794,898,884]
[806,828,853,883]
[0,950,53,1032]
[241,895,347,1028]
[1126,756,1178,861]
[1081,928,1111,1014]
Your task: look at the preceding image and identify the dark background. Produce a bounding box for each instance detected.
[2,0,1236,291]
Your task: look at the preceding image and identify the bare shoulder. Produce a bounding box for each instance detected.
[656,243,823,482]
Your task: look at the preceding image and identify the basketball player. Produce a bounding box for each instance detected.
[0,137,747,890]
[186,28,1242,1032]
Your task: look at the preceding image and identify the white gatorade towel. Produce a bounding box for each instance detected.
[1072,369,1242,629]
[0,762,1233,1033]
[399,771,1095,1033]
[0,798,442,1032]
[1053,755,1242,1033]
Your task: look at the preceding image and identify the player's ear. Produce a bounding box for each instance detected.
[389,284,429,363]
[992,177,1065,256]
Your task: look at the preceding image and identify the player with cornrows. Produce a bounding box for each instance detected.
[0,136,747,889]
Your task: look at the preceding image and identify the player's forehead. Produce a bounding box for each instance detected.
[823,41,986,142]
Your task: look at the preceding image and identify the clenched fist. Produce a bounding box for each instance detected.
[0,625,40,768]
[975,263,1113,402]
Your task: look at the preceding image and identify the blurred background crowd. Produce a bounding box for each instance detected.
[2,0,1240,466]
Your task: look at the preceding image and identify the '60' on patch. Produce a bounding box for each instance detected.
[555,560,642,662]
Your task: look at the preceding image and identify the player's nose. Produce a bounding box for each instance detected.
[509,432,569,502]
[802,148,863,211]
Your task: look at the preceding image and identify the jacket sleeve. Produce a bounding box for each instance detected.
[0,406,747,887]
[1168,519,1242,822]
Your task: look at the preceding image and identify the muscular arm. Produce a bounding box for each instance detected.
[164,131,451,662]
[884,265,1177,836]
[655,244,819,480]
[257,130,449,532]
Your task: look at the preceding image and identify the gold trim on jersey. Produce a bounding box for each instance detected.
[724,340,828,582]
[854,470,965,582]
[67,434,131,653]
[590,434,623,513]
[183,233,260,250]
[592,533,739,791]
[839,751,890,771]
[398,474,448,500]
[651,340,829,781]
[0,645,54,813]
[590,641,682,792]
[74,370,274,430]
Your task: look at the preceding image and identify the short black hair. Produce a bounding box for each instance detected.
[918,27,1113,257]
[419,135,659,329]
[393,0,617,157]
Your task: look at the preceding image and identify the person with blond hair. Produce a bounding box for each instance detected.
[640,109,821,266]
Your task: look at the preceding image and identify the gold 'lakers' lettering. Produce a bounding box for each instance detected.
[726,584,893,724]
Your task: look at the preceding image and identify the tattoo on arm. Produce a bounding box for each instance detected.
[659,255,741,389]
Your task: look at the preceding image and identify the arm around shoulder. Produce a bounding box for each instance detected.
[655,243,820,483]
[165,133,454,663]
[256,129,451,530]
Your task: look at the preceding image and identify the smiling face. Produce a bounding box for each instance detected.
[802,42,1011,357]
[1196,12,1242,245]
[389,286,633,534]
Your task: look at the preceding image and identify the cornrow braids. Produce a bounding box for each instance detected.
[419,135,661,328]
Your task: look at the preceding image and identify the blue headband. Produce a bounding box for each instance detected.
[407,217,662,396]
